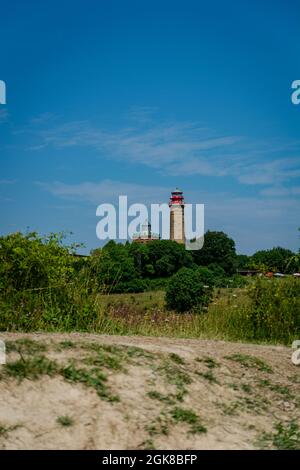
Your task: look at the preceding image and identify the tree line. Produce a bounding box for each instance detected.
[0,230,298,297]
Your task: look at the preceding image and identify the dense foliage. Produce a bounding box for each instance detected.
[249,247,297,273]
[0,232,97,331]
[191,231,237,275]
[165,267,213,312]
[90,241,146,293]
[248,277,300,342]
[0,231,76,292]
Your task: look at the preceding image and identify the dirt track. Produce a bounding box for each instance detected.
[0,333,299,449]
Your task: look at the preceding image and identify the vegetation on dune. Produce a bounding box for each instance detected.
[56,415,74,427]
[259,421,300,450]
[224,353,273,373]
[170,407,207,434]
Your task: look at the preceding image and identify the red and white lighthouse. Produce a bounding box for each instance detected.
[169,188,185,244]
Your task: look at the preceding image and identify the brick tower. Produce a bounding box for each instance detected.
[169,188,185,244]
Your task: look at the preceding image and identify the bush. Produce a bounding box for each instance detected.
[90,242,144,293]
[165,267,213,312]
[0,231,99,332]
[207,263,226,285]
[195,265,247,288]
[226,274,248,288]
[248,277,300,343]
[195,266,215,286]
[0,231,77,293]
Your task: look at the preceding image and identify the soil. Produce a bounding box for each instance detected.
[0,332,299,450]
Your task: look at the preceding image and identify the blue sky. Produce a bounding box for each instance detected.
[1,0,300,254]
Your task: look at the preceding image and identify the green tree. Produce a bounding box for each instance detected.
[128,242,151,276]
[192,231,237,275]
[129,239,193,278]
[90,241,144,293]
[148,240,193,277]
[236,254,251,270]
[250,247,296,273]
[165,267,212,312]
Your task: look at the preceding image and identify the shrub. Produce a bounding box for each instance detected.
[0,231,80,293]
[0,231,99,332]
[90,242,143,293]
[207,263,226,286]
[165,267,213,312]
[248,277,300,343]
[226,274,248,288]
[195,267,215,286]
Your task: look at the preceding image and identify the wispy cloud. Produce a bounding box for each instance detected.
[237,158,300,185]
[0,179,16,185]
[260,185,300,197]
[29,112,58,125]
[124,105,159,123]
[37,179,168,205]
[22,111,300,189]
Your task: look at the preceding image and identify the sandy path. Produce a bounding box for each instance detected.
[0,333,299,450]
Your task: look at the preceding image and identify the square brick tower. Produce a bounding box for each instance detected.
[169,188,185,244]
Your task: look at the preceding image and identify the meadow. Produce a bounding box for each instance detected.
[95,280,299,345]
[95,287,253,340]
[1,280,299,346]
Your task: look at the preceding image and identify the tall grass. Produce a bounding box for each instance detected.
[1,275,299,346]
[97,288,256,341]
[93,278,299,345]
[0,284,99,332]
[248,277,300,343]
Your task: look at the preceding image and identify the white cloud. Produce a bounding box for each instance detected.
[26,114,300,189]
[260,185,300,197]
[37,179,168,205]
[237,158,300,185]
[0,179,16,185]
[124,106,159,123]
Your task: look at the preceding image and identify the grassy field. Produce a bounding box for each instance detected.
[1,277,299,346]
[95,287,258,343]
